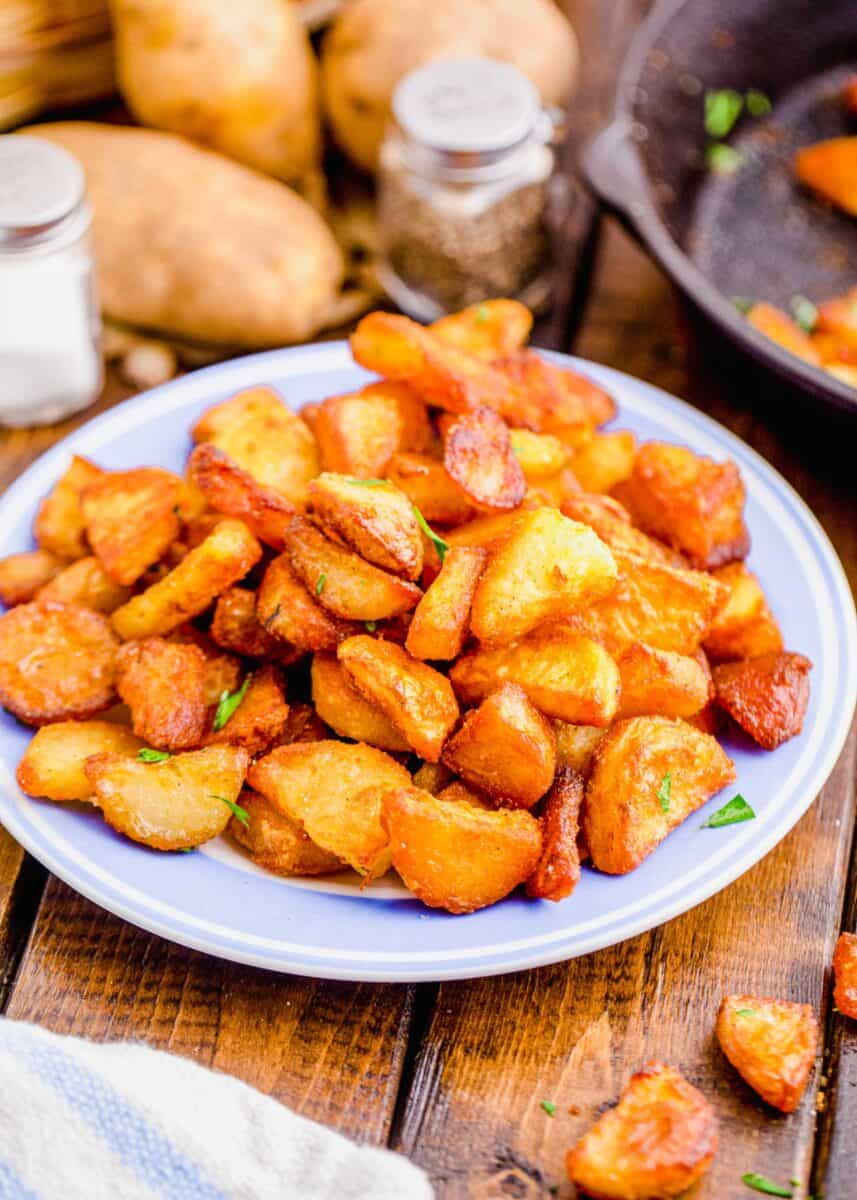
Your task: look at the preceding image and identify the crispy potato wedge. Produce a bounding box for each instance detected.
[552,722,607,776]
[285,515,422,621]
[38,555,132,613]
[616,643,711,719]
[205,664,290,756]
[430,300,532,360]
[117,638,208,750]
[257,553,356,653]
[616,441,750,570]
[338,635,459,761]
[833,932,857,1020]
[81,466,185,586]
[494,350,616,432]
[16,720,144,802]
[0,601,118,725]
[571,430,637,494]
[86,744,249,850]
[210,586,302,663]
[443,407,526,512]
[713,651,812,749]
[311,382,433,477]
[703,562,783,662]
[526,766,583,901]
[584,716,735,873]
[795,135,857,217]
[111,519,262,640]
[747,301,822,366]
[34,454,104,560]
[385,452,474,525]
[311,653,410,752]
[230,788,343,877]
[444,501,539,553]
[566,1062,718,1199]
[561,492,682,566]
[307,473,423,580]
[470,508,617,644]
[191,385,319,505]
[451,628,620,725]
[405,545,487,661]
[249,740,411,878]
[716,995,818,1112]
[443,683,556,808]
[508,429,570,480]
[188,443,294,550]
[380,785,542,913]
[0,550,65,607]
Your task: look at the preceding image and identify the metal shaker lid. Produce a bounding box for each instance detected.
[0,135,88,250]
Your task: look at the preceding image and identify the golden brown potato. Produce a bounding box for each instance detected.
[571,430,637,494]
[311,653,409,751]
[552,722,606,776]
[411,761,454,796]
[310,382,433,478]
[34,455,104,560]
[616,441,750,571]
[205,664,290,756]
[169,626,243,707]
[276,702,329,745]
[111,519,262,640]
[37,556,132,613]
[380,785,542,913]
[338,635,459,761]
[584,716,736,874]
[285,515,422,621]
[451,628,620,725]
[566,1062,718,1199]
[86,744,249,850]
[16,721,144,802]
[81,467,185,585]
[469,507,617,644]
[0,601,118,726]
[833,932,857,1020]
[747,301,822,366]
[256,553,356,653]
[795,135,857,217]
[508,429,570,481]
[384,452,474,526]
[713,652,812,750]
[815,291,857,354]
[230,789,343,877]
[0,550,65,607]
[188,443,294,550]
[616,643,711,719]
[444,502,539,553]
[716,995,818,1113]
[117,638,208,751]
[405,545,487,661]
[703,562,783,662]
[561,492,681,567]
[494,349,615,433]
[249,740,411,878]
[210,586,302,663]
[442,683,556,808]
[526,766,583,901]
[430,300,532,361]
[443,407,526,512]
[307,473,423,580]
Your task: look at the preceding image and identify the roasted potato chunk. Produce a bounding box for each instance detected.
[443,684,556,808]
[795,135,857,217]
[257,553,356,654]
[430,299,532,360]
[508,429,570,480]
[616,643,711,719]
[452,629,620,726]
[405,545,487,661]
[81,466,186,586]
[566,1062,718,1199]
[16,720,144,802]
[470,508,617,644]
[311,382,433,477]
[34,454,104,560]
[411,761,454,796]
[444,501,538,553]
[385,453,474,526]
[210,586,301,662]
[205,664,290,756]
[117,638,208,751]
[584,716,735,874]
[443,407,526,512]
[381,785,542,913]
[111,519,262,640]
[311,653,409,752]
[747,301,822,366]
[616,441,749,570]
[38,555,132,613]
[230,788,343,877]
[713,652,812,750]
[833,932,857,1020]
[526,766,584,901]
[0,601,118,725]
[716,995,818,1112]
[571,430,636,494]
[552,722,606,776]
[170,627,242,707]
[703,562,783,662]
[338,635,459,761]
[494,350,616,432]
[307,473,423,580]
[277,701,329,745]
[0,550,65,607]
[188,443,294,550]
[86,744,249,850]
[249,740,411,878]
[561,492,681,567]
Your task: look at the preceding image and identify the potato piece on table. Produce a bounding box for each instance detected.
[257,553,356,653]
[86,744,249,850]
[443,407,526,512]
[508,429,570,480]
[210,586,301,663]
[713,651,812,750]
[443,684,556,808]
[205,664,290,756]
[311,382,433,477]
[111,519,262,640]
[0,601,118,726]
[230,789,343,877]
[117,638,208,751]
[703,562,783,662]
[406,545,487,661]
[188,443,294,550]
[338,635,459,761]
[616,643,711,719]
[795,136,857,217]
[17,720,144,802]
[716,995,818,1112]
[430,300,532,360]
[470,507,617,644]
[311,654,409,752]
[561,492,682,567]
[747,301,822,366]
[81,466,185,586]
[249,740,411,878]
[833,932,857,1020]
[452,628,620,726]
[308,473,423,580]
[0,550,66,607]
[494,350,615,432]
[571,430,636,494]
[385,453,474,526]
[381,785,542,913]
[526,767,584,902]
[34,454,104,560]
[584,716,735,874]
[566,1062,718,1199]
[38,555,132,613]
[552,722,606,776]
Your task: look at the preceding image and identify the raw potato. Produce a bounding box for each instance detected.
[405,545,487,661]
[713,652,812,750]
[110,0,320,188]
[311,654,410,752]
[210,586,301,662]
[716,995,818,1113]
[34,454,104,560]
[703,562,783,662]
[249,740,411,878]
[23,123,344,348]
[308,474,424,580]
[380,785,542,913]
[81,467,185,585]
[616,643,711,719]
[443,407,526,512]
[38,556,132,613]
[86,744,249,850]
[385,453,474,526]
[0,550,65,607]
[431,300,532,361]
[230,789,343,877]
[584,717,735,874]
[833,932,857,1020]
[571,430,637,494]
[188,443,295,550]
[312,383,433,477]
[526,766,583,902]
[322,0,578,172]
[256,554,357,653]
[206,664,290,756]
[16,721,144,802]
[117,638,208,751]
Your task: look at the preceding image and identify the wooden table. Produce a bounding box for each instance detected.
[2,3,856,1196]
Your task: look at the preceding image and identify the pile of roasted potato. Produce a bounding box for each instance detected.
[0,300,812,915]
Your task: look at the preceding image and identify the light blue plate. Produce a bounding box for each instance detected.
[0,344,854,982]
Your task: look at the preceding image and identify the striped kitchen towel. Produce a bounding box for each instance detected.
[0,1019,432,1200]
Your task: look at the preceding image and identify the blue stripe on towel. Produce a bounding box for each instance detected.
[0,1026,224,1199]
[0,1161,39,1200]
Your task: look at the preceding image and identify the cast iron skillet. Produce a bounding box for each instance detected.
[581,0,857,415]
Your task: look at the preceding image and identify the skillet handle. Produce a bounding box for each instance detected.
[579,120,648,231]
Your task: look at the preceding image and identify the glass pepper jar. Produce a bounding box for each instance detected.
[377,57,560,321]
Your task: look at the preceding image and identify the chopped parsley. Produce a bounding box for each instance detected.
[540,1100,557,1117]
[657,770,672,814]
[701,794,756,828]
[732,296,754,313]
[475,304,490,324]
[789,294,818,334]
[735,1008,756,1017]
[412,504,449,564]
[706,143,745,175]
[705,89,744,139]
[315,572,326,596]
[741,1174,793,1198]
[213,674,252,732]
[211,794,250,828]
[345,477,387,487]
[138,748,170,764]
[365,620,378,633]
[746,89,772,117]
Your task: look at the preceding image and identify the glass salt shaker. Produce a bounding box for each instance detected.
[0,135,102,427]
[377,57,560,321]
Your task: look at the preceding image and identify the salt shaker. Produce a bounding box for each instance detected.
[377,57,560,321]
[0,135,102,427]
